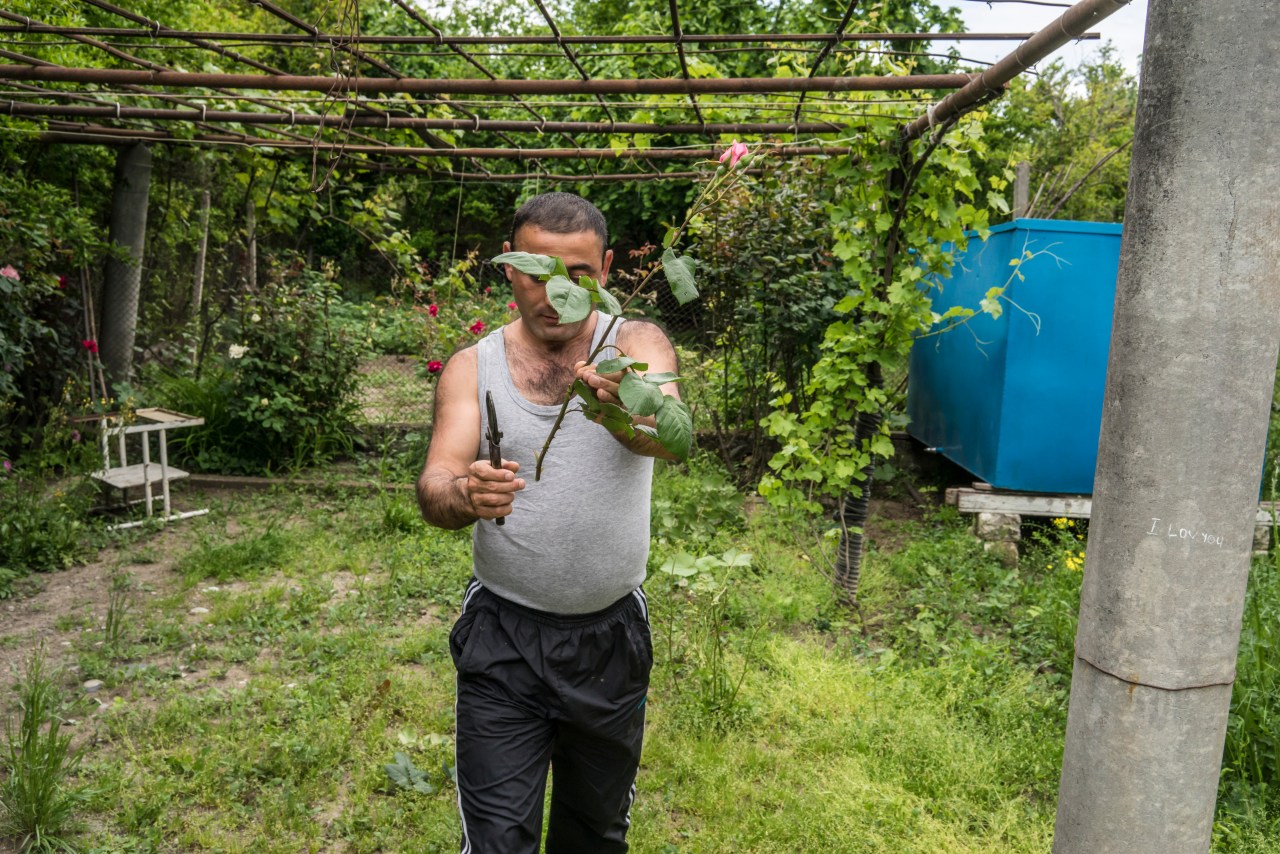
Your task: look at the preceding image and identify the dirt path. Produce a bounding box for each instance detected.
[0,525,193,684]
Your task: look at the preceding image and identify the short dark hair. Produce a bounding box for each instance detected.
[510,192,608,251]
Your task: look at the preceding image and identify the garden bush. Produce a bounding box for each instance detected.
[0,403,101,598]
[686,160,849,480]
[155,256,363,474]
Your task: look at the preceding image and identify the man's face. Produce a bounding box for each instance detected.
[503,225,613,345]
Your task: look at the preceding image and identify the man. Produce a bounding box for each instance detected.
[417,192,679,853]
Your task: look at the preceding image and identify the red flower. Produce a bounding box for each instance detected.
[469,320,486,335]
[507,302,518,310]
[427,360,443,374]
[82,339,99,354]
[58,275,68,289]
[428,304,439,317]
[484,287,492,295]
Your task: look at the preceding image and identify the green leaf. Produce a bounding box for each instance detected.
[619,373,664,417]
[385,752,436,795]
[659,551,699,577]
[597,356,646,374]
[661,249,699,305]
[595,284,623,315]
[546,275,593,323]
[980,286,1005,319]
[492,252,555,277]
[655,397,694,460]
[553,257,571,280]
[639,371,681,385]
[662,226,677,248]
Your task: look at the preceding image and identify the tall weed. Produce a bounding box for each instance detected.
[0,647,85,853]
[1221,555,1280,809]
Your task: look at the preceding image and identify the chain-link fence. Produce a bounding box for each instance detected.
[354,355,434,428]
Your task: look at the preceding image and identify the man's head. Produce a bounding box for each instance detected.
[503,193,613,346]
[509,192,608,257]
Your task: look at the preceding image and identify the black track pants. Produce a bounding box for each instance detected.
[450,579,653,854]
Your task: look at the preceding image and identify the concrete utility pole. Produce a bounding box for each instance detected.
[1053,1,1279,851]
[98,142,152,386]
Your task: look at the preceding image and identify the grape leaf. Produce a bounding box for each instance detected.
[546,275,593,323]
[661,249,699,305]
[620,373,665,417]
[492,252,555,277]
[655,397,694,460]
[659,551,699,577]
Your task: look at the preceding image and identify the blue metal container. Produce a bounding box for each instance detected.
[906,218,1122,494]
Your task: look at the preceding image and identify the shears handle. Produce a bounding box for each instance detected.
[485,390,505,527]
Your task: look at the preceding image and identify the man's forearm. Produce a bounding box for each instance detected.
[417,469,478,530]
[603,415,678,461]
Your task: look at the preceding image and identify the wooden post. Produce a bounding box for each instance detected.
[1013,160,1030,218]
[192,189,210,316]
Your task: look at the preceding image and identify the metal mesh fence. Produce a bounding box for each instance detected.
[354,355,434,428]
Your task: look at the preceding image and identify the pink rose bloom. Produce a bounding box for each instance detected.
[719,141,749,169]
[469,320,486,335]
[484,287,491,295]
[427,360,443,374]
[507,302,518,310]
[0,265,18,281]
[58,275,68,289]
[2,460,10,473]
[82,339,99,354]
[428,304,439,317]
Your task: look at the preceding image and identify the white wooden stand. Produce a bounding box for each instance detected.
[93,408,210,529]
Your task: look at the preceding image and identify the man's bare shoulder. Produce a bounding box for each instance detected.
[434,343,479,408]
[443,342,478,369]
[617,318,674,351]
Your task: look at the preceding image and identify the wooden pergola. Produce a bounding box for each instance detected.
[0,0,1133,181]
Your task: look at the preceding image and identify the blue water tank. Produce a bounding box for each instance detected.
[906,218,1122,494]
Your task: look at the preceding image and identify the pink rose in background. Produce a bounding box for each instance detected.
[428,304,439,317]
[82,339,99,354]
[58,275,68,289]
[719,141,749,169]
[507,302,518,310]
[427,360,443,374]
[484,287,491,295]
[469,320,486,335]
[0,265,18,281]
[2,460,10,473]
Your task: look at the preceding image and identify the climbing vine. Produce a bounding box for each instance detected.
[757,108,1010,599]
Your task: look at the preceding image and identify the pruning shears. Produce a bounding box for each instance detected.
[485,390,505,526]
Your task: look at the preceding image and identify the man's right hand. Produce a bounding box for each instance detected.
[462,459,525,522]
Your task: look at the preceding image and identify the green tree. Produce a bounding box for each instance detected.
[978,47,1138,222]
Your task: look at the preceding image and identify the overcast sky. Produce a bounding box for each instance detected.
[942,0,1149,75]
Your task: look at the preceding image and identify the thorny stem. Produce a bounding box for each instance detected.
[532,161,747,480]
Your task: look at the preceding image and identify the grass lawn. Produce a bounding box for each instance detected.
[1,462,1278,852]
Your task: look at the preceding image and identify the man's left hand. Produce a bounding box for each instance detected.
[574,360,625,409]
